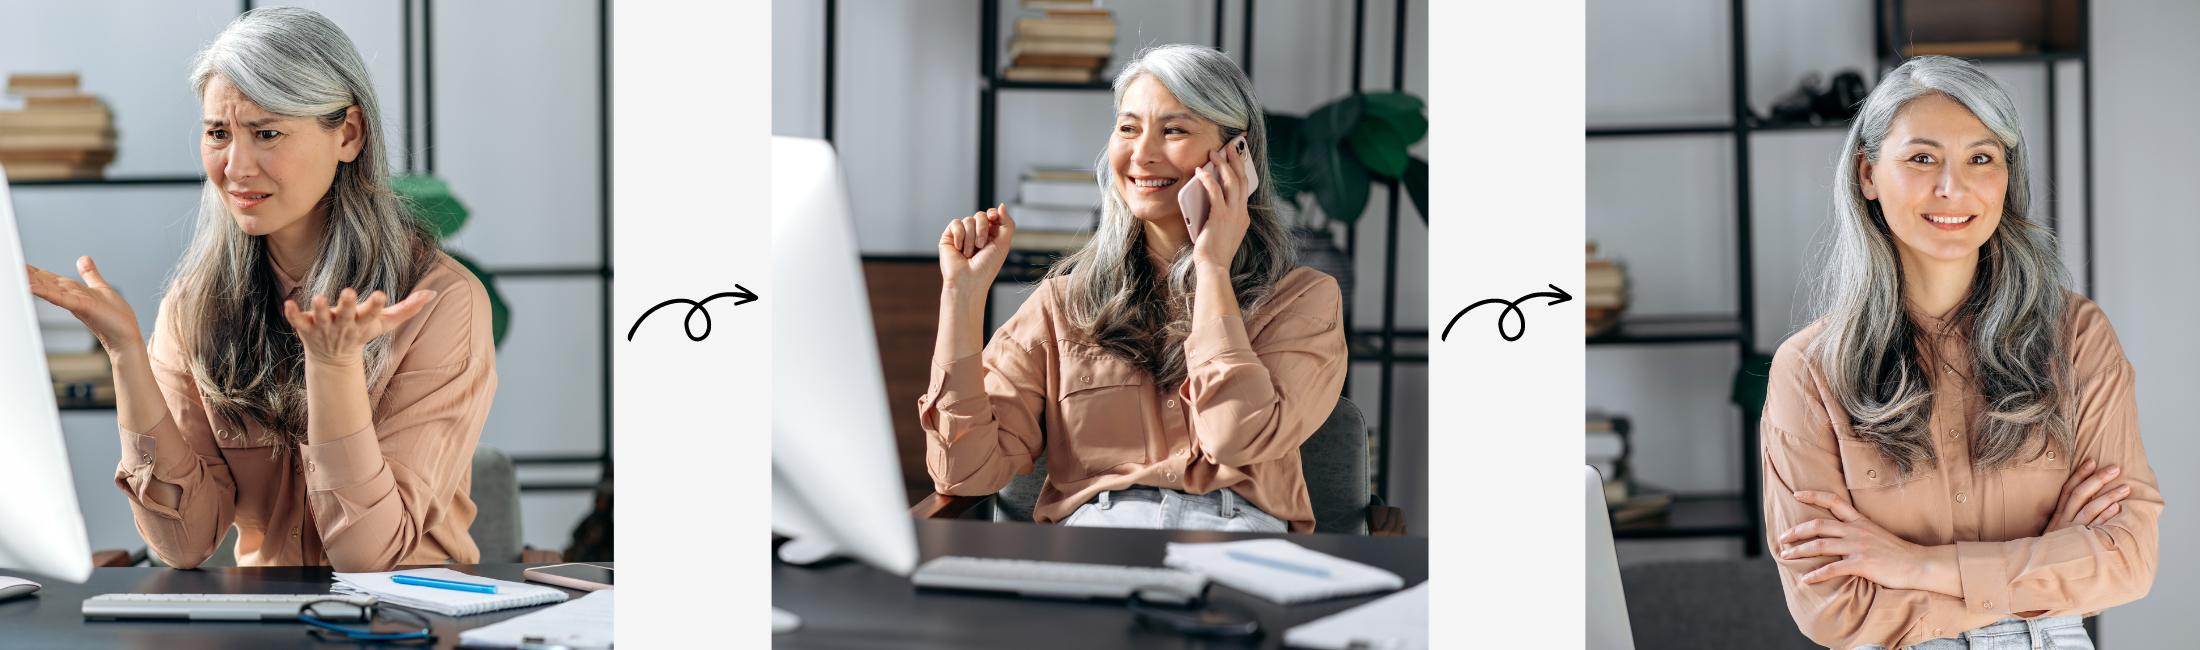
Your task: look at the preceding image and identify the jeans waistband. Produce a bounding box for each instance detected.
[1962,615,2084,638]
[1095,486,1246,517]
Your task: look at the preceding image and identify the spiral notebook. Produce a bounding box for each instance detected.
[331,568,569,616]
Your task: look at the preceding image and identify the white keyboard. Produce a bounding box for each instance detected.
[911,556,1209,604]
[82,593,377,621]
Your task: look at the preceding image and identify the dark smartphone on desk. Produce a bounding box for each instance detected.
[523,563,613,591]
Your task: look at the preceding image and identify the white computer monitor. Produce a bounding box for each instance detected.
[1586,465,1635,649]
[0,169,95,583]
[768,137,918,579]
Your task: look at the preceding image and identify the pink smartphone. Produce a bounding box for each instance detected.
[522,562,614,591]
[1180,135,1259,237]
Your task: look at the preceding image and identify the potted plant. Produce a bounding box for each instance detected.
[392,174,511,346]
[1264,92,1429,315]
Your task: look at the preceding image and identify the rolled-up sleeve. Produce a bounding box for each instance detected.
[1952,303,2159,617]
[1180,275,1346,468]
[1761,337,1991,649]
[918,285,1050,496]
[113,305,238,569]
[301,279,495,572]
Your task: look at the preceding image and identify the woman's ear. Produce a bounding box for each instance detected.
[1856,153,1878,201]
[337,105,364,163]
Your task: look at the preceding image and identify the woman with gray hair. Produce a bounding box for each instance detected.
[1762,56,2158,649]
[26,7,495,572]
[919,44,1346,532]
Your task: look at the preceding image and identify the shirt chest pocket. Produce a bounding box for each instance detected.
[1999,445,2072,532]
[1054,349,1153,481]
[1835,437,1939,517]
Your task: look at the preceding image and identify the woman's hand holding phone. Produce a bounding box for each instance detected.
[26,256,143,356]
[937,204,1016,294]
[1187,135,1254,270]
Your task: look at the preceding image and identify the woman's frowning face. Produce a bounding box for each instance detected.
[199,74,361,238]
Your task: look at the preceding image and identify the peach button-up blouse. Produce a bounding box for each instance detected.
[1762,292,2161,649]
[919,267,1348,532]
[113,251,496,571]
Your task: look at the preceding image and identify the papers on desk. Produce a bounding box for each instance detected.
[1283,582,1429,650]
[459,589,614,649]
[1162,539,1404,604]
[331,567,568,616]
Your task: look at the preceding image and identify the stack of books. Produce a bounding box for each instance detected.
[1584,242,1627,335]
[1003,3,1116,84]
[0,73,116,181]
[1008,167,1099,256]
[1589,412,1671,525]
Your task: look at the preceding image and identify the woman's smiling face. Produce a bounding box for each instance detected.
[1109,74,1227,224]
[200,74,361,237]
[1860,92,2008,268]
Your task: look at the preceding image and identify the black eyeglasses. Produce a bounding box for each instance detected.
[296,598,436,645]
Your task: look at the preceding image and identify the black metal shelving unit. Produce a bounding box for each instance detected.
[1588,1,2093,557]
[19,0,613,495]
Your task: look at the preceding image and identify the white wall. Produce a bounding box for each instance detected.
[6,0,603,556]
[1589,0,2192,644]
[772,0,1430,533]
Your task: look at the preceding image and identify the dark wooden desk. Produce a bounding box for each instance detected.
[0,563,593,649]
[772,519,1428,650]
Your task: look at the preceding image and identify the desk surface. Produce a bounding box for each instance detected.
[0,563,593,649]
[773,519,1428,650]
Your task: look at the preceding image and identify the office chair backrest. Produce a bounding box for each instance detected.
[468,444,525,563]
[992,396,1373,534]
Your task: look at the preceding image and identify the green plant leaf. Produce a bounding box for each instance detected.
[1301,94,1363,155]
[1310,141,1371,224]
[448,251,510,347]
[1347,117,1409,178]
[1404,155,1429,223]
[1263,112,1306,205]
[1362,93,1428,146]
[392,174,469,238]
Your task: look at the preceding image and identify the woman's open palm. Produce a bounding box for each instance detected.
[26,256,141,353]
[283,288,436,365]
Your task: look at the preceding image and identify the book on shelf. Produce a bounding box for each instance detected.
[47,350,111,384]
[3,161,107,180]
[1905,40,2029,58]
[1007,203,1097,233]
[0,108,111,131]
[1610,493,1673,525]
[6,73,81,96]
[1019,170,1102,209]
[55,379,114,406]
[0,129,116,151]
[1013,16,1116,41]
[1010,229,1092,254]
[1002,66,1098,84]
[1009,37,1114,58]
[1012,53,1108,69]
[1021,0,1099,9]
[23,94,103,110]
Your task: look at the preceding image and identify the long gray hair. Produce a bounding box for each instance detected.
[1046,44,1295,390]
[172,7,436,445]
[1814,56,2070,475]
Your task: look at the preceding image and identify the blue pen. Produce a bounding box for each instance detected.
[391,574,499,594]
[1226,550,1331,579]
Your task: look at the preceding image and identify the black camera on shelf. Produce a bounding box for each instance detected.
[1761,69,1870,127]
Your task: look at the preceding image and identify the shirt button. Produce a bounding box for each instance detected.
[140,453,152,464]
[1956,492,1968,504]
[306,461,316,473]
[1081,375,1091,384]
[1165,399,1176,408]
[291,527,300,538]
[1866,469,1878,479]
[2046,451,2056,460]
[1983,600,1993,609]
[1179,448,1190,457]
[1164,472,1176,482]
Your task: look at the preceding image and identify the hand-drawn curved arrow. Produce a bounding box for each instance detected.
[626,285,760,341]
[1440,284,1573,342]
